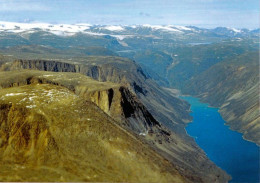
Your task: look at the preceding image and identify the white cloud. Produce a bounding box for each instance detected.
[0,0,51,11]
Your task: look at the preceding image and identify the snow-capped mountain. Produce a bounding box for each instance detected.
[0,21,196,34]
[0,21,258,51]
[0,21,256,39]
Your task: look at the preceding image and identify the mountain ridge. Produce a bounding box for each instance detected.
[0,81,186,182]
[0,56,230,182]
[0,23,257,182]
[0,21,258,38]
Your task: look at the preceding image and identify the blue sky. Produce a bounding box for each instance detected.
[0,0,259,28]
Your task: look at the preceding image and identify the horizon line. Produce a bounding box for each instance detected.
[0,21,259,30]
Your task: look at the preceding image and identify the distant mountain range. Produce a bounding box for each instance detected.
[0,21,258,182]
[0,21,259,38]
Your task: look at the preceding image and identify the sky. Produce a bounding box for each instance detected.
[0,0,259,28]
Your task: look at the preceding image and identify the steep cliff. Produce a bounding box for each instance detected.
[0,69,160,134]
[0,70,230,182]
[2,57,192,131]
[0,83,185,182]
[85,86,161,133]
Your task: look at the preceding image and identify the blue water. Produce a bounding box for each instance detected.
[182,96,259,183]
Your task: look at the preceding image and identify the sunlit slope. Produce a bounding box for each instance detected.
[0,70,231,182]
[1,56,192,132]
[0,83,186,182]
[0,70,159,133]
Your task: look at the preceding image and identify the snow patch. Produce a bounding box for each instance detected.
[142,24,183,33]
[104,25,125,31]
[139,132,147,136]
[83,31,106,36]
[174,25,193,31]
[43,75,54,77]
[28,96,36,101]
[26,105,37,108]
[0,21,91,36]
[110,34,133,40]
[5,93,24,96]
[227,27,241,33]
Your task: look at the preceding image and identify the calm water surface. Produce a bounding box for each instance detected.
[182,96,259,183]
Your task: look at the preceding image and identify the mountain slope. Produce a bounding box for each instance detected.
[0,22,257,182]
[1,56,192,129]
[165,39,259,88]
[183,51,260,145]
[0,72,187,182]
[0,64,230,182]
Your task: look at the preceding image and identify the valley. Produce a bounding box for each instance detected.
[0,60,229,183]
[0,22,259,182]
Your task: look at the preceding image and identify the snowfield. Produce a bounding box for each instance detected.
[0,21,247,39]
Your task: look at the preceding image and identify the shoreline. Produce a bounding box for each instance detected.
[179,94,259,147]
[181,95,258,182]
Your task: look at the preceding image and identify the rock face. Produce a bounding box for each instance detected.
[4,57,192,129]
[0,67,230,182]
[0,83,185,182]
[183,51,260,145]
[10,59,78,72]
[0,69,162,134]
[85,86,161,133]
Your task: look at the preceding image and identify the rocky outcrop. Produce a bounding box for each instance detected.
[0,103,59,165]
[7,59,79,72]
[0,70,163,136]
[2,58,192,131]
[3,59,126,84]
[0,84,185,182]
[0,70,231,183]
[85,86,161,133]
[80,84,230,183]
